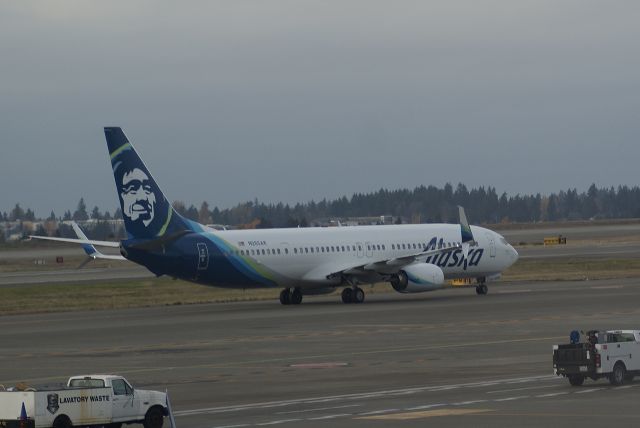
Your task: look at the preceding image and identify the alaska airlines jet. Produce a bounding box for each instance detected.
[33,127,518,305]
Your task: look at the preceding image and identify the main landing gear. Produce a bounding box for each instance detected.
[280,287,303,305]
[475,278,488,295]
[341,286,365,304]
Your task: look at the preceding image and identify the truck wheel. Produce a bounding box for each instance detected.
[568,375,585,386]
[143,406,164,428]
[610,362,626,386]
[52,415,72,428]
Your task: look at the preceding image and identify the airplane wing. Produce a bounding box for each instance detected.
[29,222,126,268]
[323,206,475,282]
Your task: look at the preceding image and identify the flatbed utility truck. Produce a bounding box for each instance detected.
[0,375,167,428]
[553,330,640,386]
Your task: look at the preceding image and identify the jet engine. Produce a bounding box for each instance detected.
[390,263,445,293]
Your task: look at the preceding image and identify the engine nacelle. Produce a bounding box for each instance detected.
[390,263,445,293]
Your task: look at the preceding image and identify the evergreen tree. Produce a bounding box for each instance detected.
[10,203,25,221]
[73,198,89,221]
[91,206,102,220]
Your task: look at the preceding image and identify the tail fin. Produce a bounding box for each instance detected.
[104,127,190,240]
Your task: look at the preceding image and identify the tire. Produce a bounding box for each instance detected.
[143,406,165,428]
[279,289,290,305]
[353,287,365,304]
[341,288,352,304]
[52,415,72,428]
[291,288,303,305]
[568,375,585,386]
[107,424,122,428]
[610,362,626,386]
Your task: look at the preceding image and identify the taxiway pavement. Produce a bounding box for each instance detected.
[1,278,639,427]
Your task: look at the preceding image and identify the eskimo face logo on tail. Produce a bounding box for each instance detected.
[121,168,156,227]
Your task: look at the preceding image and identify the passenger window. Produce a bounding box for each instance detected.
[261,249,266,255]
[377,245,381,250]
[392,244,395,250]
[402,244,406,249]
[284,248,288,254]
[112,379,127,396]
[382,245,385,250]
[294,248,298,254]
[305,248,309,253]
[331,246,335,252]
[358,245,362,251]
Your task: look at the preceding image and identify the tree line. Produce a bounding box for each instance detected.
[4,183,640,228]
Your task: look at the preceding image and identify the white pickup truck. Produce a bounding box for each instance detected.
[0,375,168,428]
[553,329,640,386]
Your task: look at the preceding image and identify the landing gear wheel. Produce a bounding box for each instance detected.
[610,362,626,386]
[279,289,291,305]
[568,375,585,386]
[291,287,303,305]
[143,406,164,428]
[353,287,365,303]
[341,288,353,304]
[476,284,488,295]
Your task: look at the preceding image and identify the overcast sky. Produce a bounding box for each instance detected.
[1,1,639,217]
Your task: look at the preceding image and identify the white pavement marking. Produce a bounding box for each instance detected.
[405,404,446,411]
[357,409,400,416]
[452,400,489,406]
[494,395,530,402]
[256,420,301,426]
[487,384,557,394]
[173,375,556,417]
[536,392,569,398]
[575,389,599,394]
[307,414,353,420]
[276,404,361,415]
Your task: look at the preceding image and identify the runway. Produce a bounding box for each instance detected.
[2,278,640,427]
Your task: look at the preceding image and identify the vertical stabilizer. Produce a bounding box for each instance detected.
[105,127,189,240]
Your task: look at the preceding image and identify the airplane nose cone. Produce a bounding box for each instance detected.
[510,246,519,262]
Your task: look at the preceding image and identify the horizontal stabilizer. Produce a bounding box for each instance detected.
[29,235,121,248]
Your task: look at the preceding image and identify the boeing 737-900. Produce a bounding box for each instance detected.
[32,127,518,305]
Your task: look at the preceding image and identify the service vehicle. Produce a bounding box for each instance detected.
[553,329,640,386]
[0,375,168,428]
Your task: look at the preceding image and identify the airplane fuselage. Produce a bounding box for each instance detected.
[123,223,518,291]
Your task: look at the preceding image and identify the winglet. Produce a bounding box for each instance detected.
[459,206,475,260]
[458,206,474,243]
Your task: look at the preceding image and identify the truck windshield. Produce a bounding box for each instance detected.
[69,378,105,388]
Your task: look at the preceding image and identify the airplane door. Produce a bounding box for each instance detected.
[197,242,209,270]
[485,232,496,258]
[365,241,373,258]
[356,242,364,258]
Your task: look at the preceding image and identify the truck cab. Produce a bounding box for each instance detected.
[66,375,167,428]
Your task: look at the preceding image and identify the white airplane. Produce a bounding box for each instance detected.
[32,127,519,305]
